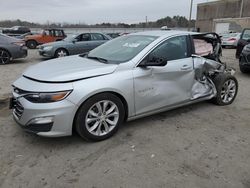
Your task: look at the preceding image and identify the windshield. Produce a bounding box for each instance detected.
[86,35,158,63]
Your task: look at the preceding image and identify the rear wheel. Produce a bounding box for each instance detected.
[75,93,125,141]
[212,74,238,105]
[0,49,11,64]
[26,40,37,49]
[55,48,68,58]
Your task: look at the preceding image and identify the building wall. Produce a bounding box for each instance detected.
[196,0,250,32]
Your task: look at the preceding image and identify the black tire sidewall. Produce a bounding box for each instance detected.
[239,64,249,73]
[75,93,125,141]
[0,49,10,64]
[55,48,68,58]
[27,40,37,49]
[213,74,238,105]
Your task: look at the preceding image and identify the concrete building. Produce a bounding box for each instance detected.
[196,0,250,33]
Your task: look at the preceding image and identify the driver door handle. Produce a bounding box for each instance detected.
[181,65,192,71]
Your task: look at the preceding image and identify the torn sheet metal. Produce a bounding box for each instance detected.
[191,57,224,100]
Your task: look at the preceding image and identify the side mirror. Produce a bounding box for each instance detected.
[72,39,77,43]
[247,39,250,43]
[138,55,168,67]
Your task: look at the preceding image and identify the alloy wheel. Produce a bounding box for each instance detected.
[0,50,10,64]
[221,79,236,103]
[57,50,67,57]
[85,100,119,136]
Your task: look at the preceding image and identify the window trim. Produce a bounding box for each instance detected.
[91,33,105,41]
[136,34,191,67]
[80,33,91,41]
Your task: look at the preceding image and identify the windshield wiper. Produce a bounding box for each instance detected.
[86,55,108,63]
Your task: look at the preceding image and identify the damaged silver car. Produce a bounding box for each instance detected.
[10,31,238,141]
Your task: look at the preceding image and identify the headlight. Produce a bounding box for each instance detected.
[43,46,53,51]
[24,91,72,103]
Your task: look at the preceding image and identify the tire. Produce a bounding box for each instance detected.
[0,49,11,64]
[239,64,249,73]
[26,40,37,49]
[212,74,238,105]
[75,93,125,141]
[55,48,69,58]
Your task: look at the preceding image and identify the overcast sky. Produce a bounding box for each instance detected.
[0,0,215,24]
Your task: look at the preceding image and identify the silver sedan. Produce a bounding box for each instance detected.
[11,31,238,141]
[0,34,27,64]
[38,32,111,58]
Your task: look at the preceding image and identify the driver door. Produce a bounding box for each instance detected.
[74,33,92,54]
[133,35,195,115]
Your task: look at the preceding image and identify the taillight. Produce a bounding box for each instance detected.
[228,38,236,41]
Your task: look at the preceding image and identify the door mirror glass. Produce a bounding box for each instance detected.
[138,35,188,67]
[139,55,168,67]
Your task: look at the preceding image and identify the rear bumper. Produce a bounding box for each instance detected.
[222,41,237,47]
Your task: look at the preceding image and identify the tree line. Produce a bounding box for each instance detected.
[0,16,195,28]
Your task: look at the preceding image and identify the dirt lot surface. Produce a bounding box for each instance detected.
[0,49,250,188]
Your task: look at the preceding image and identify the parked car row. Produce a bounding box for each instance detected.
[2,26,250,77]
[39,32,111,58]
[0,30,115,64]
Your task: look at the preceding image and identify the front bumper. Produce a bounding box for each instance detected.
[11,91,77,137]
[38,48,54,58]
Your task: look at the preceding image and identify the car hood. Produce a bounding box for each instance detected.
[23,55,118,83]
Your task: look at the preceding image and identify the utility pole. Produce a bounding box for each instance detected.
[145,16,148,28]
[188,0,194,31]
[240,0,244,18]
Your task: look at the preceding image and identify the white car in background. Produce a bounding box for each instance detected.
[221,33,241,48]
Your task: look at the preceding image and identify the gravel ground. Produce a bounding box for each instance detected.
[0,49,250,188]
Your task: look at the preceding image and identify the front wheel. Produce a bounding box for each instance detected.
[55,48,68,58]
[26,40,37,49]
[212,74,238,105]
[75,93,125,141]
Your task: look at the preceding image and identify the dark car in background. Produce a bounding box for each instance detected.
[236,28,250,58]
[2,26,31,36]
[39,32,111,58]
[239,44,250,73]
[0,34,27,64]
[15,32,33,39]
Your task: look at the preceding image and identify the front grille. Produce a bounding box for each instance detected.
[13,100,24,119]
